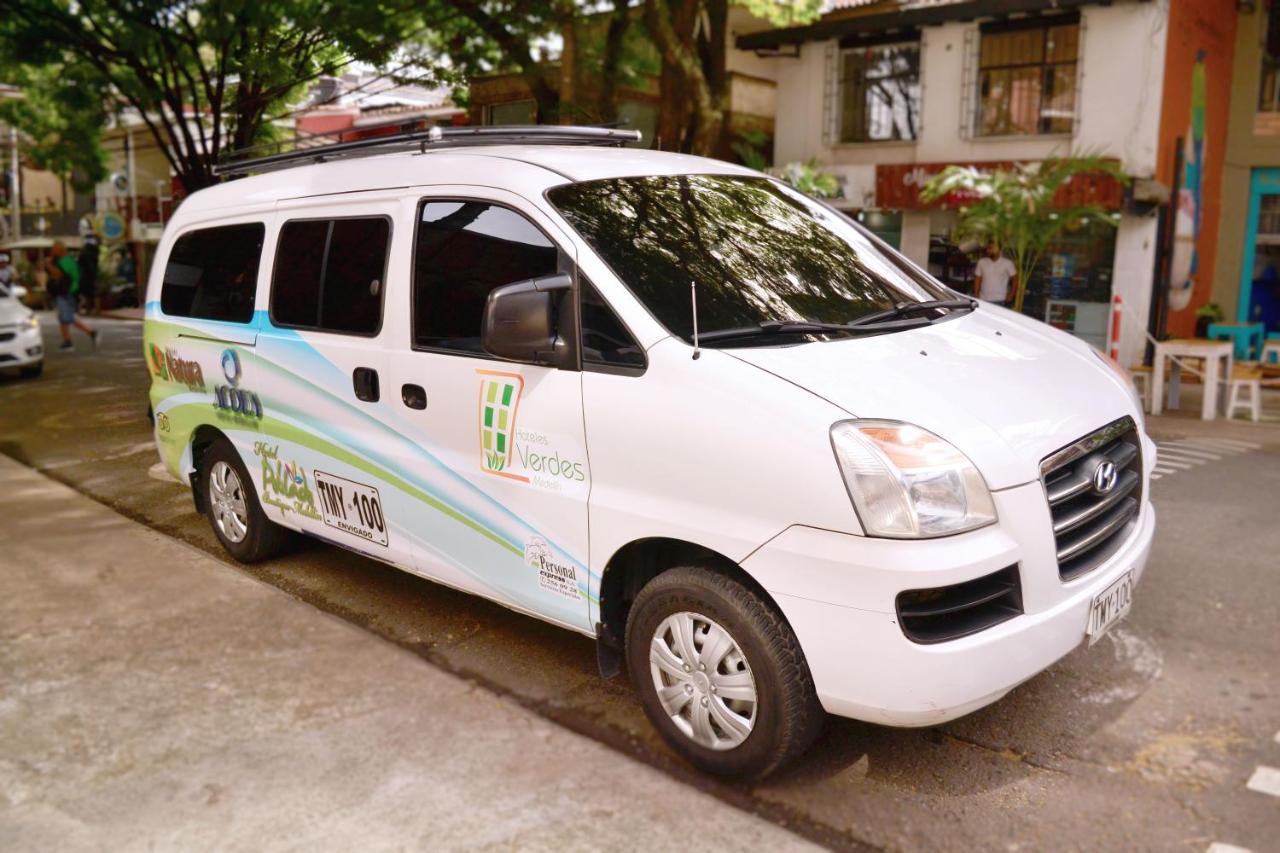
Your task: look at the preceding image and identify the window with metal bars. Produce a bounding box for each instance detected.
[838,41,921,143]
[975,16,1079,136]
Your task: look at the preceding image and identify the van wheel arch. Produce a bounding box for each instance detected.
[188,425,231,513]
[595,537,793,678]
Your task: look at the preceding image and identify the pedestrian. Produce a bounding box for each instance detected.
[78,232,101,314]
[44,241,99,352]
[974,242,1018,307]
[116,248,137,302]
[0,251,14,297]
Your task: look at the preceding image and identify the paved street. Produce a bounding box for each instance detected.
[2,315,1279,851]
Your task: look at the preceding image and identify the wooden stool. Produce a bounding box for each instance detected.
[1227,364,1262,422]
[1129,364,1152,411]
[1263,339,1280,366]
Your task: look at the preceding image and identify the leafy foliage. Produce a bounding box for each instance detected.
[919,156,1127,311]
[0,0,420,192]
[775,159,839,199]
[0,62,109,191]
[730,129,770,171]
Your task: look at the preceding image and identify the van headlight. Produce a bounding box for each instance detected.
[26,315,39,331]
[830,420,997,538]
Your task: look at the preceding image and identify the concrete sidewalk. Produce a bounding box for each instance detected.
[0,456,814,852]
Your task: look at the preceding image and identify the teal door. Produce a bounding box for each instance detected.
[1238,168,1280,334]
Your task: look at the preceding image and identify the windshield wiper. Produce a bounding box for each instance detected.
[848,298,977,328]
[697,317,931,343]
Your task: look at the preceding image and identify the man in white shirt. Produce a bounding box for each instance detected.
[974,243,1017,306]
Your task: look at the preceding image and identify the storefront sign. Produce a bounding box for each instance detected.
[874,161,1125,211]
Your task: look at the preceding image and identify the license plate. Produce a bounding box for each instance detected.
[313,470,389,547]
[1086,570,1133,645]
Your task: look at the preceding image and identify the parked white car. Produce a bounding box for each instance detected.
[145,127,1155,778]
[0,283,44,378]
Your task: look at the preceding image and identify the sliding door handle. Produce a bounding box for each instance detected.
[401,383,427,410]
[353,367,380,402]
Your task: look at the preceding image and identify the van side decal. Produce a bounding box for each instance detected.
[146,308,599,622]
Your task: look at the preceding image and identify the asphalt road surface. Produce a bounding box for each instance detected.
[3,316,1278,851]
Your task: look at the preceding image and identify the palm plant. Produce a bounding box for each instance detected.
[919,156,1128,312]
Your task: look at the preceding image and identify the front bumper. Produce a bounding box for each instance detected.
[0,326,43,368]
[741,478,1156,727]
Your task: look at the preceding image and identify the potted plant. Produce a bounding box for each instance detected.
[1194,303,1222,338]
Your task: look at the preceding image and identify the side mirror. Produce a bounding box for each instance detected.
[482,272,573,365]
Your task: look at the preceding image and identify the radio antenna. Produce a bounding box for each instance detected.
[690,281,701,360]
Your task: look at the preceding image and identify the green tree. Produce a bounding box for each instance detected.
[0,0,421,193]
[0,63,109,191]
[919,156,1128,312]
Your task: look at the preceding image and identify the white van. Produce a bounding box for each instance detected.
[145,126,1155,778]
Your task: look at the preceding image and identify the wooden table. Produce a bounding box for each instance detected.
[1151,338,1233,420]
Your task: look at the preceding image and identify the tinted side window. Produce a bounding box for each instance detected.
[161,223,264,323]
[271,217,389,335]
[581,278,645,370]
[413,201,558,352]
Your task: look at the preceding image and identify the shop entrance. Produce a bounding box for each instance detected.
[1239,167,1280,335]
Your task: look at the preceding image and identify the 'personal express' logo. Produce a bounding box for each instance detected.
[477,369,528,482]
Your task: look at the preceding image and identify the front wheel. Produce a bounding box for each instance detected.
[625,566,824,779]
[19,362,43,379]
[200,439,293,563]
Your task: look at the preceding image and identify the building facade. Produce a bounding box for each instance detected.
[1214,1,1280,338]
[740,0,1264,367]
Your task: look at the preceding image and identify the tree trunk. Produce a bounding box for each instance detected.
[560,14,578,124]
[600,0,632,123]
[645,0,727,155]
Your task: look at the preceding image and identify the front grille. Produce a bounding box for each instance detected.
[896,565,1023,644]
[1041,417,1143,581]
[0,332,14,343]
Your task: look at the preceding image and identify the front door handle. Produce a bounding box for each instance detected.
[401,383,427,410]
[353,367,380,402]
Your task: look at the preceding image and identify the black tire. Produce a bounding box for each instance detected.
[19,362,43,379]
[199,438,293,563]
[625,565,824,779]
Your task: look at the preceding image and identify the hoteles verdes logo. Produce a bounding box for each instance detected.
[475,370,587,489]
[478,369,527,482]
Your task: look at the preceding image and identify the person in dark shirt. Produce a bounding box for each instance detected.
[78,232,101,313]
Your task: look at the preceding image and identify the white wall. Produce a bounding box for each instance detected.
[772,4,1167,168]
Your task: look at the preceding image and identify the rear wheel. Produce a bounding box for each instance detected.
[200,439,293,563]
[625,566,824,779]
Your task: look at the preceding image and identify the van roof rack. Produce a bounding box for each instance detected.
[212,124,643,178]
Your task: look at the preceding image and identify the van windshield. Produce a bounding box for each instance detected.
[546,174,956,346]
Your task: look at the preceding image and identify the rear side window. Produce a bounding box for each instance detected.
[271,217,390,335]
[413,200,559,352]
[161,223,264,323]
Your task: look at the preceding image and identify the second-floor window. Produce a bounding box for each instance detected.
[839,41,921,143]
[1260,8,1280,112]
[976,17,1079,136]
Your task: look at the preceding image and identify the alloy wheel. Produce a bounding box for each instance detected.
[208,460,249,544]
